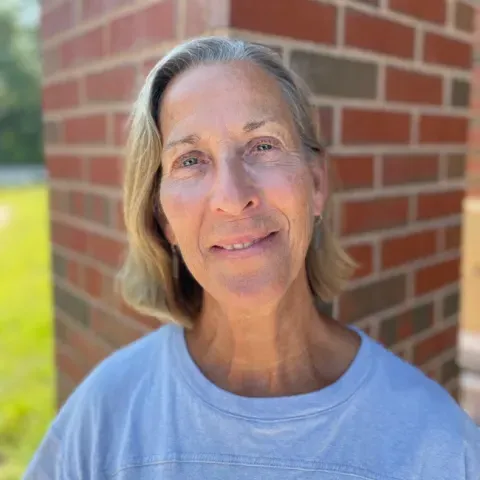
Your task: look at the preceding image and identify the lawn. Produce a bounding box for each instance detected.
[0,185,54,480]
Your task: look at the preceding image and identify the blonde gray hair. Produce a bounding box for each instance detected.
[118,36,355,327]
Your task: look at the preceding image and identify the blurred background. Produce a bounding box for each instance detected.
[0,0,479,478]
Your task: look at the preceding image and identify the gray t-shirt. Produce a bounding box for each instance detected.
[24,324,480,479]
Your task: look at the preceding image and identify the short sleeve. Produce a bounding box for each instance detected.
[23,426,63,479]
[22,376,105,480]
[465,424,480,480]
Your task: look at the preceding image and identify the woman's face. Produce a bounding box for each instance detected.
[159,61,326,308]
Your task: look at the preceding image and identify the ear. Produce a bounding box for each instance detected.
[309,156,328,217]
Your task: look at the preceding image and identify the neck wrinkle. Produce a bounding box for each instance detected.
[185,271,341,397]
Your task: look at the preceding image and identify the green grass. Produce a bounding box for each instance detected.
[0,185,54,480]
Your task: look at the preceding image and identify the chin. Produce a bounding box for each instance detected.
[210,270,291,310]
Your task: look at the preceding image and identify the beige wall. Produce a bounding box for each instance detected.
[459,197,480,422]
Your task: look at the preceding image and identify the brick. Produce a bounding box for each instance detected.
[440,358,459,384]
[109,1,175,54]
[41,1,74,40]
[47,154,83,180]
[91,307,146,349]
[43,80,80,111]
[63,321,111,368]
[56,370,76,408]
[114,199,126,232]
[446,154,466,179]
[317,106,334,146]
[55,316,69,342]
[55,284,90,326]
[345,243,374,279]
[44,120,61,144]
[417,190,464,220]
[419,115,468,144]
[389,0,446,24]
[339,274,406,323]
[64,115,107,144]
[43,46,60,76]
[61,27,106,68]
[113,113,129,146]
[451,79,470,108]
[185,0,228,37]
[345,9,415,59]
[413,324,458,365]
[290,51,377,99]
[380,303,434,347]
[56,347,88,384]
[87,232,125,268]
[332,155,374,190]
[84,265,104,298]
[467,151,480,170]
[443,290,459,320]
[414,258,460,295]
[84,193,111,226]
[350,0,379,6]
[143,57,160,78]
[341,196,409,236]
[118,300,163,330]
[231,0,336,44]
[424,33,472,69]
[52,252,67,278]
[386,67,443,105]
[51,221,88,254]
[455,1,474,33]
[67,258,84,289]
[85,66,137,103]
[342,109,411,144]
[50,189,69,214]
[383,154,439,186]
[444,224,461,250]
[381,230,437,269]
[69,191,85,217]
[87,155,123,186]
[82,0,130,19]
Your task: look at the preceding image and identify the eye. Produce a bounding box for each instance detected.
[173,151,204,170]
[181,156,199,167]
[249,138,279,154]
[255,142,273,152]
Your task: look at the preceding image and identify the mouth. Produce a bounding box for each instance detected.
[212,231,278,252]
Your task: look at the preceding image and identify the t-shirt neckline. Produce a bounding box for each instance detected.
[170,323,374,421]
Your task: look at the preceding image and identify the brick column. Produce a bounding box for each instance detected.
[40,0,474,407]
[459,4,480,424]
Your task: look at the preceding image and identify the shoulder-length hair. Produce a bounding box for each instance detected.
[118,36,355,328]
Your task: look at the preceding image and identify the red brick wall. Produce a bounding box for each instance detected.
[40,0,474,406]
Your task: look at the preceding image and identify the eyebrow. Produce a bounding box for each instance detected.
[163,118,281,153]
[163,134,201,153]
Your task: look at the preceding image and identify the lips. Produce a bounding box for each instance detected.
[212,231,277,251]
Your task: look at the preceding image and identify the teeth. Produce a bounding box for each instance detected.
[224,241,255,251]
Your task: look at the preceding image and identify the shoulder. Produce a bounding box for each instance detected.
[59,323,177,424]
[367,336,479,445]
[366,335,462,421]
[356,334,480,478]
[24,324,178,479]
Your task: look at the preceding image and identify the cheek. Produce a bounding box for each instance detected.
[160,178,207,241]
[259,166,314,217]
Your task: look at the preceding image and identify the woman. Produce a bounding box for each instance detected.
[26,37,479,479]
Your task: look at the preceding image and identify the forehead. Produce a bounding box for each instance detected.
[158,61,296,137]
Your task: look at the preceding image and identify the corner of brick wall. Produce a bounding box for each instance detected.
[40,0,474,406]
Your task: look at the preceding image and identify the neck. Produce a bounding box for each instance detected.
[185,274,359,397]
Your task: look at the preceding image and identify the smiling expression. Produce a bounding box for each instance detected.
[158,61,326,307]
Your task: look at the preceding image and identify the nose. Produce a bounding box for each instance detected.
[209,152,260,215]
